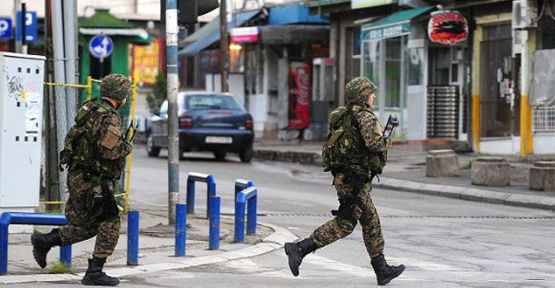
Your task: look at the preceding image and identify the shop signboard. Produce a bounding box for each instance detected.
[352,0,396,9]
[288,62,311,129]
[428,11,468,45]
[230,27,259,43]
[132,39,161,86]
[362,22,410,40]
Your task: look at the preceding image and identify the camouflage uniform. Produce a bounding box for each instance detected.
[310,77,387,258]
[285,77,405,284]
[58,74,133,258]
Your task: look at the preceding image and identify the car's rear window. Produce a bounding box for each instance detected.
[185,95,243,111]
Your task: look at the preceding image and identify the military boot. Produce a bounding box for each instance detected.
[371,254,405,286]
[284,238,317,276]
[31,229,62,268]
[82,257,120,286]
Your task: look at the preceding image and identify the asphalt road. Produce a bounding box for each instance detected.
[10,146,555,287]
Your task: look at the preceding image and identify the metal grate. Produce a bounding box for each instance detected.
[533,105,555,134]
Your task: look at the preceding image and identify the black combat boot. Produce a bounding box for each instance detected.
[284,238,317,276]
[31,229,62,268]
[371,254,405,286]
[82,257,120,286]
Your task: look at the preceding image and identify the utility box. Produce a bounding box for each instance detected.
[0,53,46,221]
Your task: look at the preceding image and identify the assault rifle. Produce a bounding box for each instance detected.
[382,115,399,141]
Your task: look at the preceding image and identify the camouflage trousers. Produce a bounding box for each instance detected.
[58,170,120,258]
[310,172,384,258]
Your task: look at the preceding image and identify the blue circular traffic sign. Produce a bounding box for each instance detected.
[89,34,114,59]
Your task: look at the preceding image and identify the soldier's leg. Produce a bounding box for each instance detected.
[310,173,361,248]
[92,217,121,258]
[358,184,384,258]
[285,172,360,276]
[32,172,96,268]
[58,174,101,245]
[359,185,405,285]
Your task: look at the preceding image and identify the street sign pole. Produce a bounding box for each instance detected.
[166,0,179,225]
[14,0,21,53]
[21,2,27,54]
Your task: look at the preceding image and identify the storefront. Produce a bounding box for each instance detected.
[361,6,433,140]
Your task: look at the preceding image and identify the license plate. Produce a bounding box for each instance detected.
[205,136,233,144]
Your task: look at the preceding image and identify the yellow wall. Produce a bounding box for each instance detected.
[471,26,482,152]
[520,30,536,156]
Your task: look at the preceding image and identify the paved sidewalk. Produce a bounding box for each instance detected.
[1,211,297,285]
[253,140,555,211]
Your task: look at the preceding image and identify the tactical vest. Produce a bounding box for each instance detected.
[59,101,126,179]
[321,106,386,176]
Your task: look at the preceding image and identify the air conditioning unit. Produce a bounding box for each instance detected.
[512,0,538,29]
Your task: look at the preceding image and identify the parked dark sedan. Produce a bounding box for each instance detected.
[146,92,254,162]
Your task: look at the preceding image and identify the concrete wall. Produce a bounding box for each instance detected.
[533,135,555,154]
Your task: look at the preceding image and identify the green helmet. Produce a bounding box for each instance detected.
[345,77,377,107]
[100,74,132,101]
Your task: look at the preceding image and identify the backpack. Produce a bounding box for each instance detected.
[59,101,126,179]
[321,106,387,176]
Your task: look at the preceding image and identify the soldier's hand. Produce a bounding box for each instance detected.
[386,137,393,149]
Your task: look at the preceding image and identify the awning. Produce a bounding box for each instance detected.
[179,9,262,56]
[260,25,329,45]
[362,6,434,40]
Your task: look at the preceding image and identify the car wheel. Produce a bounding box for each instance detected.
[239,144,253,163]
[146,134,161,157]
[213,151,226,161]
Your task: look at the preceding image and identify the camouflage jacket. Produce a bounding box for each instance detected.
[60,100,133,179]
[322,104,387,176]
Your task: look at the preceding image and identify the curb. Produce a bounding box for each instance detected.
[376,177,555,211]
[255,149,555,211]
[0,222,298,284]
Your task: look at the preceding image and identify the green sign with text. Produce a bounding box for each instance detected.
[362,22,410,40]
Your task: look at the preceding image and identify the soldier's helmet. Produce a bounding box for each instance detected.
[100,74,132,101]
[345,77,377,107]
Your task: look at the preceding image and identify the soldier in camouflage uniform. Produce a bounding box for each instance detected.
[284,77,405,286]
[31,74,133,286]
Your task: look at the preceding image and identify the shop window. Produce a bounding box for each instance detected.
[538,15,555,49]
[385,37,401,108]
[346,26,362,83]
[408,47,424,85]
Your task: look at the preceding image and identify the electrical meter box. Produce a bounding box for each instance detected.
[0,52,46,214]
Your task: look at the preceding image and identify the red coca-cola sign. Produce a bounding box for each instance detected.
[428,11,468,45]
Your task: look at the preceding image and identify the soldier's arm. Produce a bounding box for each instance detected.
[92,114,133,160]
[354,111,387,153]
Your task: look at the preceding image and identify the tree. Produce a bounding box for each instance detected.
[146,73,167,112]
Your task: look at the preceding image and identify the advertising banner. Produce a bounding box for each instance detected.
[230,27,259,43]
[288,62,312,129]
[132,39,161,86]
[428,11,468,45]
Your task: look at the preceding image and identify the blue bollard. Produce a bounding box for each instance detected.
[209,196,220,250]
[186,178,196,214]
[0,224,8,274]
[234,201,246,243]
[127,210,140,266]
[60,245,72,266]
[247,195,257,235]
[175,204,187,256]
[206,175,216,219]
